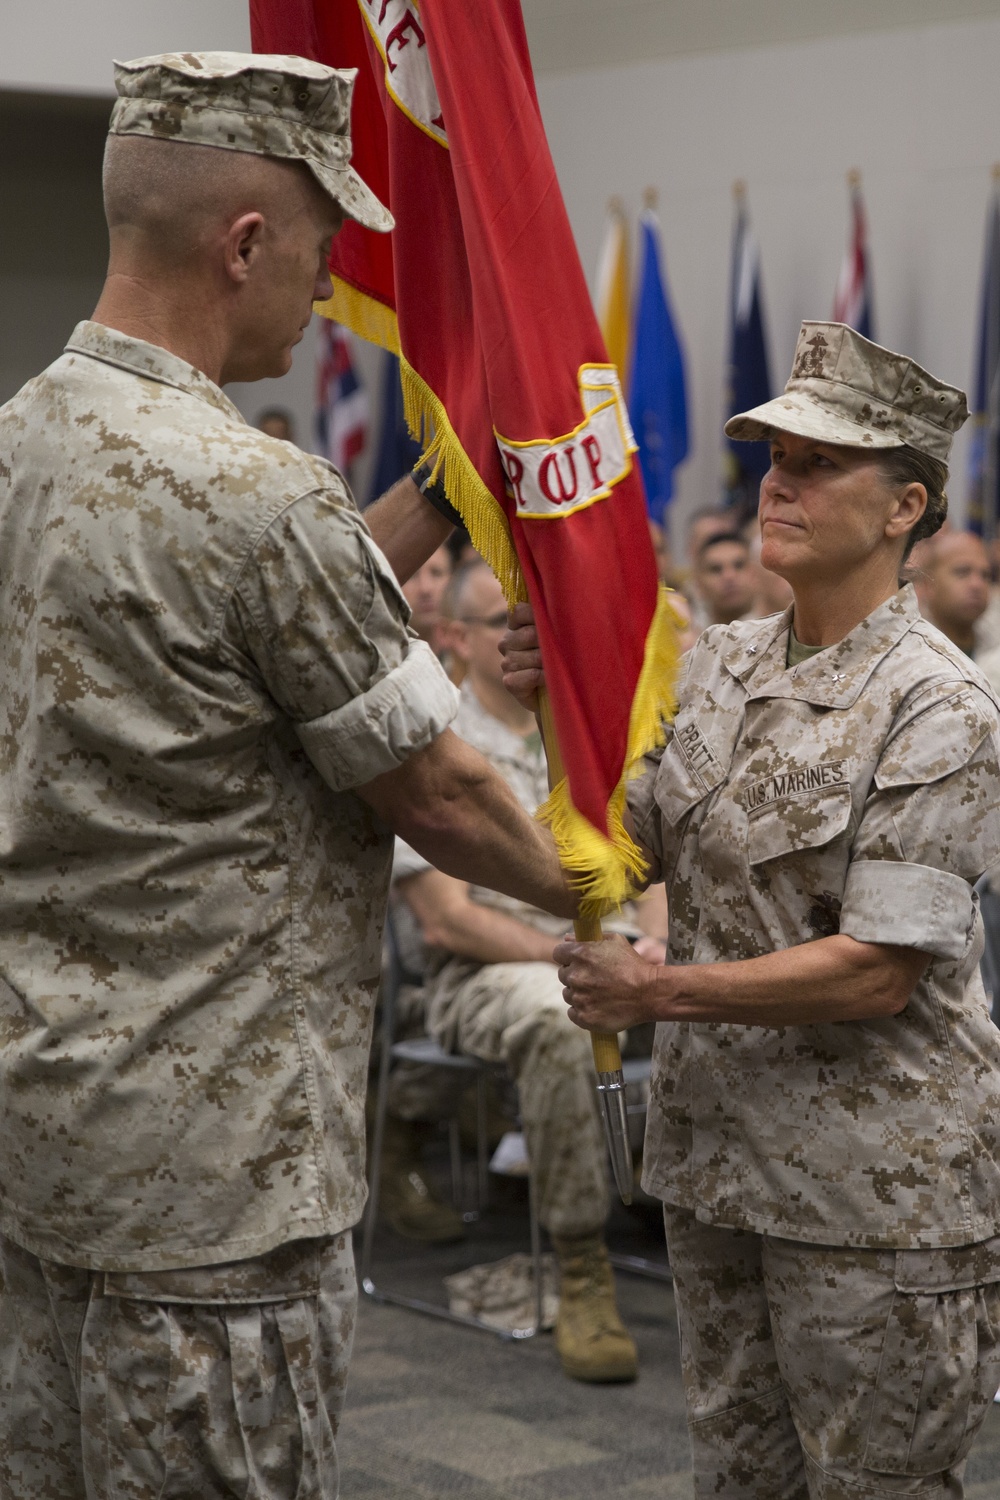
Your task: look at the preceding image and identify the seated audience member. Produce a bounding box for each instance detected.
[648,518,675,584]
[913,529,991,657]
[685,505,734,563]
[254,405,296,443]
[401,542,454,654]
[392,559,644,1385]
[692,531,756,629]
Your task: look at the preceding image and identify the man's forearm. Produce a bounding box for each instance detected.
[359,731,576,919]
[365,475,452,584]
[648,935,928,1026]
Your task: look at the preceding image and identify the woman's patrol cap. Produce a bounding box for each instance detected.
[109,51,393,234]
[725,321,967,463]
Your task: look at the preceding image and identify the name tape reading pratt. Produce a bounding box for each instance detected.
[359,0,447,146]
[495,365,638,520]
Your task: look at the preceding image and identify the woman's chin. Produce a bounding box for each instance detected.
[759,539,796,579]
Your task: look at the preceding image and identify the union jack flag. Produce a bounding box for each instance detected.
[316,318,369,475]
[832,172,875,341]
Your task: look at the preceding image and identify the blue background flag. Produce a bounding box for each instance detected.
[725,184,772,520]
[366,351,423,507]
[968,172,1000,542]
[627,203,689,525]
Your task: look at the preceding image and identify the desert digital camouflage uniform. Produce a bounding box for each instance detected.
[392,682,635,1238]
[629,590,1000,1495]
[0,50,448,1500]
[0,1233,357,1500]
[0,321,462,1263]
[624,321,1000,1497]
[631,587,1000,1247]
[0,318,458,1495]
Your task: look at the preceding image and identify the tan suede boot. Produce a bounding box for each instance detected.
[552,1234,638,1383]
[378,1117,466,1245]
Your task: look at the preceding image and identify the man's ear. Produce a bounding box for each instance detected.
[222,212,266,285]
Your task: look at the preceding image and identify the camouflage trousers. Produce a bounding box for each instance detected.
[0,1231,357,1500]
[422,960,610,1239]
[664,1203,1000,1499]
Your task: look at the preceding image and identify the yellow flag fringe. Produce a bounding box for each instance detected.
[536,587,683,917]
[315,277,401,355]
[315,291,682,913]
[316,285,524,607]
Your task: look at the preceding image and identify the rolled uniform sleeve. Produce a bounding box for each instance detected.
[841,683,1000,960]
[227,488,459,790]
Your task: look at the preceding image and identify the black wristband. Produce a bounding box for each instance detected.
[413,462,463,528]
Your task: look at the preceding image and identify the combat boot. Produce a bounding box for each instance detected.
[378,1116,466,1244]
[551,1233,638,1383]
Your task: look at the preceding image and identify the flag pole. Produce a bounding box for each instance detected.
[537,690,633,1206]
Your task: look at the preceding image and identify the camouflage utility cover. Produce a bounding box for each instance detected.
[111,51,393,233]
[0,321,457,1271]
[629,588,1000,1248]
[725,321,967,462]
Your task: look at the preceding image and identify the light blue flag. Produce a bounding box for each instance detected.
[627,209,689,525]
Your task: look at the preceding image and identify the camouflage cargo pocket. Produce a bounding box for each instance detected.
[862,1241,1000,1476]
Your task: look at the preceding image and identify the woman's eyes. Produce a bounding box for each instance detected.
[770,451,835,468]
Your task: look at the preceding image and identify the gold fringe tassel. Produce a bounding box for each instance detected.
[315,278,401,356]
[397,355,526,607]
[315,284,523,605]
[536,587,684,918]
[315,285,683,913]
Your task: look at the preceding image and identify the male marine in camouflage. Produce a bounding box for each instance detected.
[0,53,573,1500]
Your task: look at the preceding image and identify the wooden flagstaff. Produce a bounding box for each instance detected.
[537,692,634,1206]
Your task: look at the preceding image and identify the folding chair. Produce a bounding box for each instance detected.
[358,908,545,1340]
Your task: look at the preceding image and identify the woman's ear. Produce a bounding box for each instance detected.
[885,481,927,543]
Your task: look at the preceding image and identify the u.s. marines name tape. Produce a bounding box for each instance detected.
[743,760,847,811]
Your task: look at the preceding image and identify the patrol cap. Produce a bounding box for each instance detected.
[109,51,393,234]
[725,321,967,463]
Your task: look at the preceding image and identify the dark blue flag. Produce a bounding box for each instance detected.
[968,178,1000,542]
[366,351,423,507]
[724,188,772,519]
[627,209,689,525]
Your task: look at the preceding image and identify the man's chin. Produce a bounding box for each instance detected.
[223,349,295,386]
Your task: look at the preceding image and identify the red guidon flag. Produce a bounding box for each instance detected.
[250,0,680,912]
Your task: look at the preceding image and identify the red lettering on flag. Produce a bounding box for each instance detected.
[581,433,602,487]
[386,11,424,71]
[500,449,526,508]
[538,449,579,506]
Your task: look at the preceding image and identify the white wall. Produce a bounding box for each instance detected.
[2,0,250,95]
[536,15,1000,544]
[5,7,1000,544]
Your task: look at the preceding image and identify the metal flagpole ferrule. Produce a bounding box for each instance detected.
[537,691,634,1205]
[595,1065,633,1205]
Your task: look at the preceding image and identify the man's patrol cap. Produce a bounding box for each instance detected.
[725,321,967,464]
[109,51,393,234]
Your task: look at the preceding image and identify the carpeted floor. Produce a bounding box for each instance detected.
[340,1172,1000,1498]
